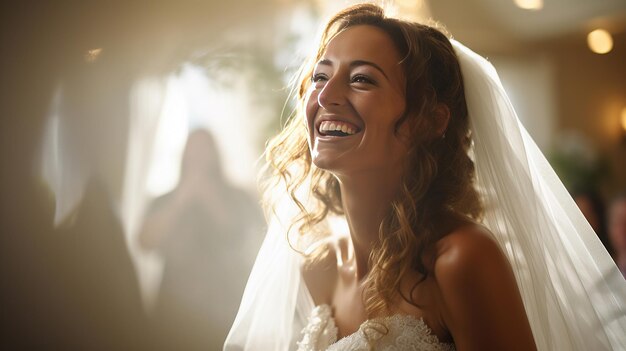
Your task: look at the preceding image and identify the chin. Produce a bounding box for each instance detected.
[312,151,351,174]
[311,155,337,172]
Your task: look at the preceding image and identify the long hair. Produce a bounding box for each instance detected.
[261,3,483,318]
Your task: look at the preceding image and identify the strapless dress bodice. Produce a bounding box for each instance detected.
[297,304,456,351]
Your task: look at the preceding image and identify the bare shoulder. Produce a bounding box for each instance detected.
[434,224,507,279]
[433,223,513,305]
[433,224,537,350]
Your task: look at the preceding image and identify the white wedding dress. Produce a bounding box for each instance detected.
[297,304,455,351]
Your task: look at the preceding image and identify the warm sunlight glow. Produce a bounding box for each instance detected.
[394,0,430,22]
[621,107,626,132]
[587,29,613,54]
[396,0,424,9]
[514,0,543,11]
[146,76,189,196]
[84,48,103,62]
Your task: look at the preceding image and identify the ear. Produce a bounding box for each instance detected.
[433,103,451,138]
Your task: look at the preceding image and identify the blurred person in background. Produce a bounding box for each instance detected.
[139,129,262,350]
[51,177,150,349]
[608,192,626,279]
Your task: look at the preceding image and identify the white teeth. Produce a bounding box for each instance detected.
[318,120,358,135]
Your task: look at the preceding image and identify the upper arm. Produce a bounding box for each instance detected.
[435,228,537,351]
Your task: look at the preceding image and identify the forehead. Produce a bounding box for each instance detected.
[321,25,403,70]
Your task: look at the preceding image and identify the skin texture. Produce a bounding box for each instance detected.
[302,25,537,350]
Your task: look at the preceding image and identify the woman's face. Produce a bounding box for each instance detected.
[305,25,408,177]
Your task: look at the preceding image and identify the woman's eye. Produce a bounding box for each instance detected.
[351,74,375,85]
[312,73,329,83]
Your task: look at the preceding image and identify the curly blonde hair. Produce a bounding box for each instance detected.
[261,3,483,318]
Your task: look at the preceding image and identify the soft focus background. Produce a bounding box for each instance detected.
[0,0,625,349]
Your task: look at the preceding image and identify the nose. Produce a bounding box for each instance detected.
[317,75,346,109]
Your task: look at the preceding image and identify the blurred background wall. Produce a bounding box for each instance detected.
[0,0,624,349]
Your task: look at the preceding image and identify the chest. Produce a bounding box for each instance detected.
[331,279,367,338]
[330,275,450,343]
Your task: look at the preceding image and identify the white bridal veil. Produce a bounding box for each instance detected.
[224,38,626,350]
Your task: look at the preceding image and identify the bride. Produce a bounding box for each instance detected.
[225,3,626,350]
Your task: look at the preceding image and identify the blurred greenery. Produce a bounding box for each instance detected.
[548,151,610,194]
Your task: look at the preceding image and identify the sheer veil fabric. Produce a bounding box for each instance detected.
[224,40,626,350]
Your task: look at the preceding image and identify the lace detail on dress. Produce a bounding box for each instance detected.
[298,304,455,351]
[297,305,338,351]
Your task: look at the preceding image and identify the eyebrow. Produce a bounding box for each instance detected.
[317,59,389,80]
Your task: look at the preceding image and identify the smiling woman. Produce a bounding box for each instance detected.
[306,25,407,174]
[225,3,626,351]
[305,26,406,177]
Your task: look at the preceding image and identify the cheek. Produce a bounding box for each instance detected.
[368,101,410,159]
[367,101,406,137]
[304,89,320,128]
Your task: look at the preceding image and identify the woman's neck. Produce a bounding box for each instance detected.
[337,169,403,281]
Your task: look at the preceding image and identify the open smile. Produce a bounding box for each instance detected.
[316,119,363,138]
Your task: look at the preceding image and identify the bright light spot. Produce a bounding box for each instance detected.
[146,63,263,196]
[393,0,430,22]
[621,107,626,132]
[396,0,424,10]
[587,29,613,54]
[84,48,103,62]
[514,0,543,11]
[146,76,189,196]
